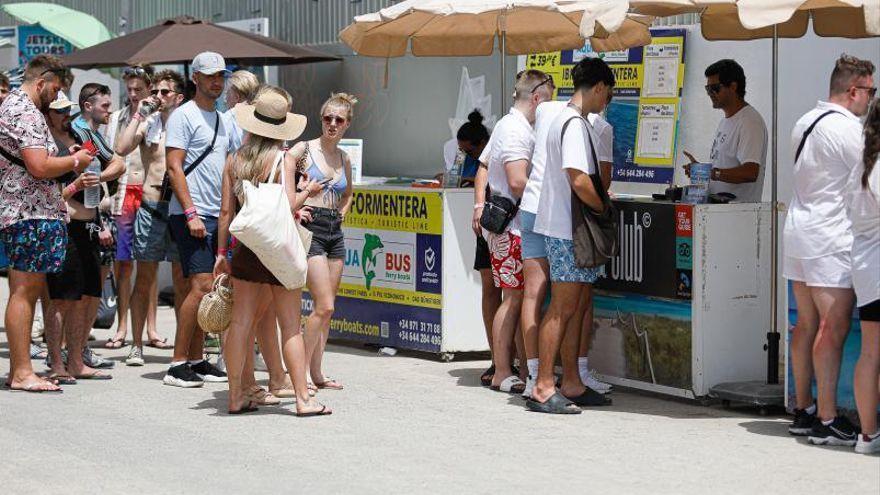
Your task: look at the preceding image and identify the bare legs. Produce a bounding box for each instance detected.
[304,256,344,387]
[532,282,585,403]
[172,273,212,364]
[810,288,855,421]
[854,320,880,436]
[5,270,60,391]
[489,288,524,387]
[112,260,134,343]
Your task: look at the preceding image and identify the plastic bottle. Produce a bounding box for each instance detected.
[82,158,101,208]
[444,149,465,188]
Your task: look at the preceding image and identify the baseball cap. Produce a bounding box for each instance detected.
[191,51,230,77]
[49,91,76,110]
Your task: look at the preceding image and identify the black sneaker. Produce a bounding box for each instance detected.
[191,360,228,383]
[163,363,204,388]
[807,416,859,447]
[788,406,817,436]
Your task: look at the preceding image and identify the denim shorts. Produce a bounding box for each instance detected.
[169,214,218,277]
[519,211,547,260]
[545,236,600,284]
[133,200,179,263]
[0,219,67,274]
[304,208,345,259]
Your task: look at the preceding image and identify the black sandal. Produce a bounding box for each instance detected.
[526,392,582,415]
[479,364,495,387]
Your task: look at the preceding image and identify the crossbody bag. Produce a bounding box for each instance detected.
[159,111,220,202]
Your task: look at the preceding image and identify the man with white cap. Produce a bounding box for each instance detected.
[163,52,235,388]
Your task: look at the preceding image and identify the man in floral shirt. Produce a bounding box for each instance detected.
[0,55,93,393]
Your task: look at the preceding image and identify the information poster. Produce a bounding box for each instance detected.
[17,25,73,67]
[302,188,444,352]
[522,29,687,185]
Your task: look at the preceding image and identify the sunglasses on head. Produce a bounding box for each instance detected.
[51,107,71,115]
[531,75,555,94]
[322,115,346,126]
[83,84,111,102]
[39,67,71,81]
[705,83,725,95]
[151,88,176,97]
[123,66,151,83]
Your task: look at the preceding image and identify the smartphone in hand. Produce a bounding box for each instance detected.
[81,141,98,156]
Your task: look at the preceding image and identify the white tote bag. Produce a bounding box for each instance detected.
[230,151,308,289]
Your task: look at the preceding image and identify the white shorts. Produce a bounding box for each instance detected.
[783,252,852,288]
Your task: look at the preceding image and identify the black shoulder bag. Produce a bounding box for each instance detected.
[794,110,839,163]
[566,114,619,268]
[159,111,220,202]
[480,191,521,235]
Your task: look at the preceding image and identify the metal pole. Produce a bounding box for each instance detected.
[767,26,780,385]
[500,16,507,112]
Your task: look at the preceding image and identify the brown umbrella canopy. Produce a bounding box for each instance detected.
[62,16,340,69]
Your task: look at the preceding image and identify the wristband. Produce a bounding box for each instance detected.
[64,183,78,196]
[217,247,228,256]
[133,112,145,122]
[184,207,198,221]
[474,203,484,210]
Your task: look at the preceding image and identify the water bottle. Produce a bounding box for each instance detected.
[444,149,465,188]
[82,158,101,208]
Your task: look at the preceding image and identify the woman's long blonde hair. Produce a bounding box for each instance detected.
[232,85,293,202]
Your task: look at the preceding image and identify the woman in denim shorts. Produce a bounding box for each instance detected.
[289,93,357,392]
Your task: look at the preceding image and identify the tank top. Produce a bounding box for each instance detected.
[304,143,346,209]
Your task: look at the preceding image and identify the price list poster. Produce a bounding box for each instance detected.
[523,29,687,185]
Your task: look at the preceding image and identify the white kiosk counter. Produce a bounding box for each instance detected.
[301,185,486,359]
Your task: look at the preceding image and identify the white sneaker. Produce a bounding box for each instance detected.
[855,432,880,455]
[254,352,268,372]
[583,370,612,394]
[522,376,536,399]
[125,346,145,366]
[215,355,227,373]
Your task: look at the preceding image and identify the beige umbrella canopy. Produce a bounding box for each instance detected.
[340,0,654,57]
[592,0,880,40]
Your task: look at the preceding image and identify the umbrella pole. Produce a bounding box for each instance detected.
[767,26,780,385]
[500,25,507,112]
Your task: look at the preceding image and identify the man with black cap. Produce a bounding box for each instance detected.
[163,51,235,388]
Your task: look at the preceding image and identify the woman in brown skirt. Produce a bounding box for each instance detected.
[214,87,329,416]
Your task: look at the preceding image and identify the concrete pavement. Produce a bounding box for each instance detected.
[0,283,878,494]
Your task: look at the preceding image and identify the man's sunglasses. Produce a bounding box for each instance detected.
[151,88,177,97]
[705,83,725,95]
[83,84,111,102]
[51,107,71,115]
[531,75,555,94]
[322,115,346,126]
[39,67,72,80]
[123,66,151,83]
[853,86,877,98]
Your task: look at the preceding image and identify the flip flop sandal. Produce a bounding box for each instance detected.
[564,388,612,407]
[250,388,281,406]
[526,392,582,415]
[104,338,125,349]
[146,338,173,350]
[315,379,343,390]
[228,402,260,415]
[269,388,297,399]
[480,365,496,387]
[4,380,63,393]
[490,375,526,394]
[296,404,332,417]
[73,371,112,380]
[48,374,77,385]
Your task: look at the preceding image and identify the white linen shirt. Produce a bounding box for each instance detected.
[479,107,534,235]
[587,113,614,164]
[784,101,863,260]
[522,101,567,214]
[534,105,597,240]
[849,158,880,307]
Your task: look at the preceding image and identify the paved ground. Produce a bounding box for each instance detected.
[0,283,878,494]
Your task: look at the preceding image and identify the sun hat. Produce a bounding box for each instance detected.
[191,51,230,77]
[49,91,76,110]
[233,91,307,141]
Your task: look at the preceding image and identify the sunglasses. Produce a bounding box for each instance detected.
[123,66,152,83]
[51,107,71,115]
[853,86,878,98]
[151,88,177,97]
[705,83,725,95]
[531,75,555,94]
[322,115,346,126]
[83,84,111,102]
[39,67,72,81]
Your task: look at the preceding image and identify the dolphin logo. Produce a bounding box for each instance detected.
[362,234,384,290]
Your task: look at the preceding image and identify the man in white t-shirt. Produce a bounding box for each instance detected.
[527,57,616,414]
[784,55,875,446]
[684,59,768,203]
[519,100,614,398]
[476,69,553,394]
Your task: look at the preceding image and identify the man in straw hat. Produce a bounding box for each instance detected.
[162,52,235,388]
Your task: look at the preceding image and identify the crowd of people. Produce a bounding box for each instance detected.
[0,49,877,448]
[0,51,359,417]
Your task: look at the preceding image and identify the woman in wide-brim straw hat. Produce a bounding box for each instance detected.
[214,86,331,416]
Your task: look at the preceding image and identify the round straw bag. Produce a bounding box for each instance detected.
[198,273,233,334]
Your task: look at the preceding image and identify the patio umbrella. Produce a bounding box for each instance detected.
[1,2,113,49]
[580,0,879,400]
[61,16,340,69]
[340,0,653,98]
